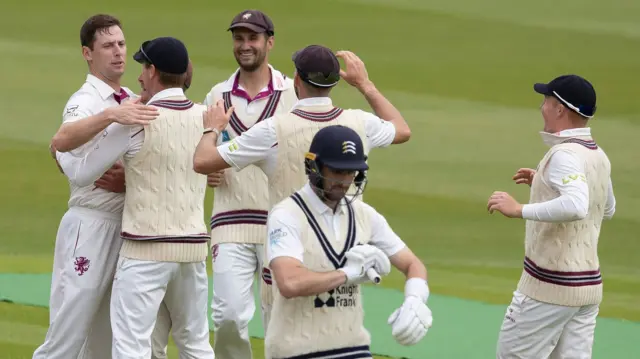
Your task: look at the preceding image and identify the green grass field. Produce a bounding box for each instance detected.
[1,0,639,358]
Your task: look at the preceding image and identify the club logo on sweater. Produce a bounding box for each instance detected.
[314,284,359,308]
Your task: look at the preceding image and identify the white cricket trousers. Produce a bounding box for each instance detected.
[496,290,599,359]
[110,256,214,359]
[33,206,123,359]
[212,243,266,359]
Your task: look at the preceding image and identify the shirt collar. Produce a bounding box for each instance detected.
[147,87,185,104]
[300,182,347,215]
[539,127,592,147]
[86,74,120,100]
[219,64,291,93]
[291,97,333,110]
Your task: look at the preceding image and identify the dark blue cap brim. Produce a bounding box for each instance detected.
[133,51,145,63]
[534,83,552,96]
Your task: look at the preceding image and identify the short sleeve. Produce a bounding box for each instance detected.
[266,205,305,264]
[360,202,406,257]
[360,110,396,148]
[62,92,95,123]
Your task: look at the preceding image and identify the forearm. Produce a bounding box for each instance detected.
[358,81,410,143]
[193,132,228,174]
[52,112,113,152]
[279,268,347,299]
[57,125,129,186]
[404,260,427,281]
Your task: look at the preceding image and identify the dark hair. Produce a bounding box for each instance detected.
[80,14,122,50]
[144,63,187,88]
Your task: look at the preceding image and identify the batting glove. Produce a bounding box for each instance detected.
[387,278,433,346]
[339,244,391,284]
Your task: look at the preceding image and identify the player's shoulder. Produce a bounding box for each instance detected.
[65,84,100,106]
[351,197,379,217]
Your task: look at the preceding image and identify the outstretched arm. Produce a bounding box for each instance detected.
[53,96,157,153]
[193,103,276,175]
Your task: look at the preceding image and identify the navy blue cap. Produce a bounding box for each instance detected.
[307,125,368,171]
[534,74,597,118]
[133,37,189,75]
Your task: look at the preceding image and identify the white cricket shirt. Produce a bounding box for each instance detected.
[521,128,616,222]
[217,97,397,177]
[266,183,406,264]
[59,74,135,213]
[56,88,185,189]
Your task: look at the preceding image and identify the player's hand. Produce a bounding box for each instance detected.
[513,168,536,186]
[487,191,523,218]
[49,143,65,174]
[339,244,390,284]
[203,100,233,133]
[94,162,126,193]
[335,51,372,90]
[106,97,159,126]
[207,171,225,188]
[388,296,432,346]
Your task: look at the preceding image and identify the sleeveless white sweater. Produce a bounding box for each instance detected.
[517,137,610,306]
[207,84,297,245]
[265,190,373,359]
[120,97,209,263]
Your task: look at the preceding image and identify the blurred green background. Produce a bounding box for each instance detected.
[0,0,638,358]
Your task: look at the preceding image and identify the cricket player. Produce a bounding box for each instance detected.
[34,14,159,359]
[265,125,432,358]
[192,45,412,331]
[203,9,298,359]
[487,74,616,359]
[56,36,215,358]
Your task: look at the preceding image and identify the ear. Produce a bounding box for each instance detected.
[267,35,274,50]
[82,46,92,62]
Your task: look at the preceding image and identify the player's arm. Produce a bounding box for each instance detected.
[193,118,276,175]
[335,51,410,144]
[521,150,590,222]
[358,82,410,144]
[364,203,428,284]
[604,177,616,220]
[267,207,349,298]
[56,123,134,187]
[52,96,157,153]
[362,203,432,345]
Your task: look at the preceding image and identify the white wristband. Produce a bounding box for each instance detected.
[405,278,429,303]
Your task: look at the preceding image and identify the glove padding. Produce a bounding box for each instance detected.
[387,296,432,346]
[339,244,391,284]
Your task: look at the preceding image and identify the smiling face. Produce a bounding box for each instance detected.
[82,25,126,82]
[232,28,272,72]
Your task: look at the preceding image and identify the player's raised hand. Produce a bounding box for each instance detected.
[207,170,225,188]
[106,97,160,126]
[335,51,371,90]
[487,191,523,218]
[513,168,536,186]
[387,297,432,346]
[203,100,233,132]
